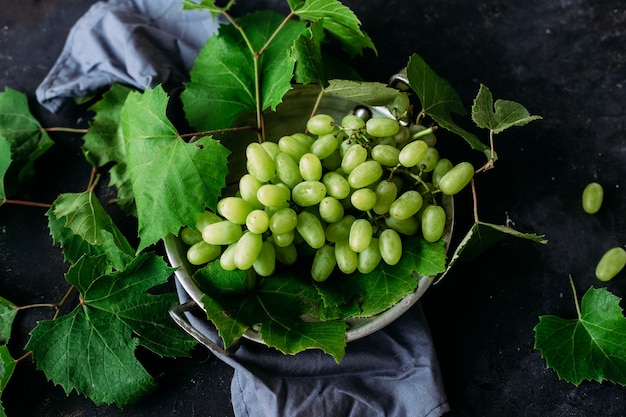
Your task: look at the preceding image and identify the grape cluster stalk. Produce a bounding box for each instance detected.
[180,93,474,282]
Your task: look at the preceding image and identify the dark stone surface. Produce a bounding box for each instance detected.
[1,0,625,416]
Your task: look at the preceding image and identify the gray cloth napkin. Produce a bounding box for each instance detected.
[37,1,451,415]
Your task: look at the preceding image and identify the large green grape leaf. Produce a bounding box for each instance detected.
[0,345,15,417]
[120,86,230,252]
[472,84,542,134]
[405,54,489,156]
[26,253,196,406]
[0,298,17,345]
[0,87,54,197]
[534,286,626,386]
[0,137,10,204]
[182,11,306,132]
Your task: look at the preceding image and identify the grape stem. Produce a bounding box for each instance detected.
[569,274,582,319]
[2,199,52,208]
[476,129,496,173]
[470,177,479,223]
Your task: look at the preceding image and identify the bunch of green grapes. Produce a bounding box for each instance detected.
[180,93,474,282]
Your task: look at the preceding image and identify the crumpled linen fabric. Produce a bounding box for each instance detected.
[37,1,451,415]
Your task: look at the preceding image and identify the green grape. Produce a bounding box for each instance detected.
[180,226,202,245]
[187,241,221,265]
[372,180,398,215]
[239,174,264,209]
[421,205,446,242]
[438,162,474,195]
[410,124,437,146]
[257,183,291,208]
[379,229,402,265]
[393,125,411,145]
[417,147,440,172]
[219,243,238,270]
[341,114,366,137]
[325,214,356,243]
[432,158,453,188]
[196,210,223,232]
[311,244,337,282]
[389,190,423,220]
[269,207,298,234]
[371,144,400,167]
[272,230,295,247]
[299,152,323,181]
[319,196,345,223]
[202,220,243,245]
[246,142,275,182]
[296,211,326,249]
[246,209,270,234]
[261,141,280,159]
[274,241,298,265]
[341,144,368,174]
[322,148,342,171]
[253,240,276,277]
[306,114,335,135]
[349,219,373,253]
[234,231,263,270]
[387,93,410,117]
[350,188,377,212]
[310,133,339,159]
[595,247,626,282]
[217,196,253,225]
[366,116,400,138]
[292,180,326,207]
[275,152,303,188]
[348,160,383,189]
[292,132,315,147]
[279,135,309,162]
[322,171,351,199]
[398,139,428,168]
[357,237,382,273]
[582,182,604,214]
[335,239,358,274]
[385,215,419,236]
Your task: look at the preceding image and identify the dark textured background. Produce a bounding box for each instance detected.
[1,0,625,416]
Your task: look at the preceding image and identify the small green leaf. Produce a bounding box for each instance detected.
[0,345,16,417]
[292,23,327,86]
[472,84,542,134]
[182,0,230,14]
[324,79,400,106]
[0,298,17,345]
[0,137,11,204]
[535,286,626,386]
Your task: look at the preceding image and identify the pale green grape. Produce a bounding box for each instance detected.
[217,196,253,225]
[269,207,298,234]
[341,114,366,137]
[279,135,309,162]
[257,183,291,207]
[387,93,410,117]
[595,247,626,282]
[299,152,323,181]
[341,144,368,174]
[272,230,295,247]
[234,231,263,270]
[371,144,400,167]
[187,241,221,265]
[202,220,243,245]
[274,241,298,265]
[261,141,280,159]
[438,162,474,195]
[372,180,398,215]
[253,240,276,277]
[410,124,437,146]
[582,182,604,214]
[321,148,342,171]
[348,160,383,189]
[296,211,326,249]
[393,125,411,145]
[417,147,440,172]
[357,237,382,273]
[310,133,339,159]
[292,132,315,147]
[196,210,223,232]
[306,114,335,135]
[325,214,356,243]
[432,158,453,188]
[335,239,358,274]
[384,215,419,236]
[239,174,264,209]
[350,188,377,212]
[319,196,345,223]
[219,243,238,270]
[398,139,428,168]
[180,226,202,245]
[275,152,303,188]
[322,171,351,199]
[349,219,372,253]
[292,180,326,207]
[421,205,446,242]
[366,116,400,138]
[246,209,270,234]
[379,229,402,265]
[311,244,337,282]
[389,190,423,220]
[246,142,275,182]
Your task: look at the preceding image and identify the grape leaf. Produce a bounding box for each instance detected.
[534,286,626,386]
[181,0,229,14]
[0,298,17,345]
[292,0,376,57]
[472,84,542,134]
[324,79,400,106]
[405,54,489,156]
[292,22,327,86]
[0,87,54,196]
[120,86,230,252]
[82,83,135,214]
[0,137,10,204]
[0,345,15,417]
[26,253,196,406]
[181,11,306,132]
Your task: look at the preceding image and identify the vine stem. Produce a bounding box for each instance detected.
[3,199,52,208]
[470,177,479,223]
[569,274,582,319]
[180,125,259,142]
[45,127,89,134]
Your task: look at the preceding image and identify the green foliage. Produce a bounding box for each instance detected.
[0,345,15,417]
[0,137,10,204]
[0,298,17,345]
[472,84,542,134]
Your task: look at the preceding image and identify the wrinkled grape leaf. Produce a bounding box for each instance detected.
[292,0,376,57]
[292,22,327,86]
[405,54,489,156]
[0,345,15,417]
[324,79,400,106]
[438,221,546,283]
[472,84,542,134]
[82,83,135,214]
[0,137,10,204]
[535,286,626,386]
[0,298,17,345]
[182,11,306,132]
[0,87,54,197]
[120,86,230,252]
[27,253,196,406]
